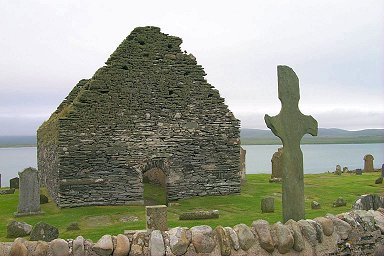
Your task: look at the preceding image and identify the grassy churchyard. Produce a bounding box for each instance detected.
[0,172,383,242]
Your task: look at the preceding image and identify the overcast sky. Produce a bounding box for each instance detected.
[0,0,383,135]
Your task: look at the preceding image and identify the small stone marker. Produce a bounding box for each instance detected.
[343,167,349,173]
[363,154,374,172]
[356,169,363,175]
[146,205,167,231]
[333,197,347,207]
[271,147,283,179]
[10,177,19,189]
[261,197,275,213]
[311,201,321,210]
[265,65,318,222]
[15,167,42,216]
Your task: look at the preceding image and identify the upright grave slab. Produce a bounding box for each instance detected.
[146,205,167,231]
[15,167,42,216]
[10,177,19,189]
[364,154,374,172]
[265,66,318,222]
[271,147,283,179]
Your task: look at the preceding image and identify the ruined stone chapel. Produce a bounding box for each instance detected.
[37,27,241,207]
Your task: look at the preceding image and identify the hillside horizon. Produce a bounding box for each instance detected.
[0,128,383,147]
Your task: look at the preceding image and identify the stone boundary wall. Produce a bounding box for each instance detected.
[2,209,384,255]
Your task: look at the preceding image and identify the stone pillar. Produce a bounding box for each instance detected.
[0,173,1,188]
[239,147,246,184]
[335,165,342,175]
[363,154,374,172]
[15,167,42,216]
[146,205,167,231]
[10,177,19,189]
[381,164,384,178]
[271,147,283,179]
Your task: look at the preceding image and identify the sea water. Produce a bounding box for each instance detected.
[0,144,383,187]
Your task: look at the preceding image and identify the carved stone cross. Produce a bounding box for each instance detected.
[265,65,318,222]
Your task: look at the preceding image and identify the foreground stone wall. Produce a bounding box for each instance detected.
[37,26,240,207]
[2,209,384,255]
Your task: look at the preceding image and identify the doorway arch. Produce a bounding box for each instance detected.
[140,158,170,205]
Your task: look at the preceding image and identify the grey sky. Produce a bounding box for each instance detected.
[0,0,383,135]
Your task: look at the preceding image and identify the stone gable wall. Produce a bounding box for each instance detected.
[37,26,240,207]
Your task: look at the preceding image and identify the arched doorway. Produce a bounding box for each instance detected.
[141,159,169,206]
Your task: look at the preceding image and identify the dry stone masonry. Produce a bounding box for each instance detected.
[2,209,384,255]
[37,26,241,207]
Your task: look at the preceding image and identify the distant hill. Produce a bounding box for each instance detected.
[1,128,383,147]
[241,128,384,145]
[0,136,36,147]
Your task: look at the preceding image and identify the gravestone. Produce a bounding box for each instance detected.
[10,177,19,189]
[363,154,374,172]
[356,169,363,175]
[343,167,349,173]
[146,205,167,231]
[265,65,318,222]
[381,164,384,177]
[335,165,342,175]
[271,147,283,179]
[261,197,275,213]
[239,147,247,184]
[0,173,1,188]
[15,167,42,216]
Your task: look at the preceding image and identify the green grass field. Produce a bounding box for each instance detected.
[0,173,383,242]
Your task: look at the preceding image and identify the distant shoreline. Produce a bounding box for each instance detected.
[1,141,384,149]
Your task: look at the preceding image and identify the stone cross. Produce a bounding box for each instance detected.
[265,65,318,222]
[15,167,42,216]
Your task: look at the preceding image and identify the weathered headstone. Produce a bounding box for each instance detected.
[343,167,349,173]
[363,154,374,172]
[265,65,318,222]
[335,165,342,175]
[15,167,42,216]
[271,147,283,179]
[10,177,19,189]
[381,164,384,177]
[239,147,247,184]
[261,197,275,213]
[356,169,363,175]
[146,205,167,231]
